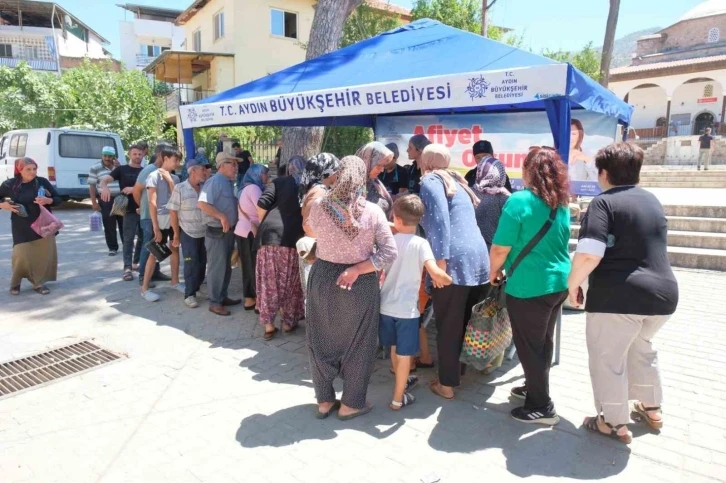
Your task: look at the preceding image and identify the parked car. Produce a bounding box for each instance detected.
[0,128,124,201]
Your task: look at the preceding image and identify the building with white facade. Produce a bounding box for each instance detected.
[0,0,115,73]
[117,3,184,71]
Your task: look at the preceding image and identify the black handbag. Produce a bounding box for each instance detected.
[145,240,172,262]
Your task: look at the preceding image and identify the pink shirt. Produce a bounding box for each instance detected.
[309,199,397,271]
[235,184,262,238]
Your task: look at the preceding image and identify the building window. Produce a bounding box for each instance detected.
[192,29,202,52]
[9,134,28,158]
[0,44,12,58]
[705,84,714,97]
[271,9,298,39]
[140,45,162,57]
[708,27,720,43]
[214,11,225,41]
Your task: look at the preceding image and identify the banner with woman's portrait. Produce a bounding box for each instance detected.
[375,111,618,196]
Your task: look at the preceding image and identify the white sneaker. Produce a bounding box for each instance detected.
[142,290,160,302]
[171,283,186,294]
[184,296,198,308]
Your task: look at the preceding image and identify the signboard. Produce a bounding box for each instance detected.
[179,64,568,129]
[375,111,618,196]
[698,97,718,104]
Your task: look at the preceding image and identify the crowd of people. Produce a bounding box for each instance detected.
[0,135,679,443]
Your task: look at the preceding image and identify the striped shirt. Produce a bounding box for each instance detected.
[167,180,205,238]
[88,161,120,197]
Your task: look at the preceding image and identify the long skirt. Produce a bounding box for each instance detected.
[11,236,58,288]
[256,245,305,327]
[306,259,380,409]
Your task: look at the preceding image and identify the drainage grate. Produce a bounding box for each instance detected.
[0,340,125,400]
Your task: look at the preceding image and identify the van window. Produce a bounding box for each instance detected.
[59,134,115,159]
[0,137,6,157]
[9,134,28,157]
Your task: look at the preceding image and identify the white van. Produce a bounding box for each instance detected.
[0,128,125,201]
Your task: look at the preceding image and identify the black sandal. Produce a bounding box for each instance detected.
[9,286,20,296]
[632,402,663,430]
[315,400,341,419]
[390,392,416,411]
[123,270,134,282]
[33,286,50,295]
[584,416,632,444]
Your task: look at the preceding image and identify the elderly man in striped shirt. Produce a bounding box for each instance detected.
[89,146,122,256]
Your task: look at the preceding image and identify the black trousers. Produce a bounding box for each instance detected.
[99,199,123,252]
[431,283,489,387]
[180,230,207,299]
[235,232,257,299]
[506,290,567,410]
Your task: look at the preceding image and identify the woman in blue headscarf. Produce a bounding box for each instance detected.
[255,155,307,340]
[235,163,269,311]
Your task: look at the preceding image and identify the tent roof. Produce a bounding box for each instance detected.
[186,19,632,128]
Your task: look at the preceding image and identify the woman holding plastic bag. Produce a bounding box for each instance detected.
[0,158,62,295]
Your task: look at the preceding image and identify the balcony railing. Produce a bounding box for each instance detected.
[136,54,156,67]
[160,87,215,113]
[0,57,58,71]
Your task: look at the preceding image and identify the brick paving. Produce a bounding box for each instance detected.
[0,205,725,483]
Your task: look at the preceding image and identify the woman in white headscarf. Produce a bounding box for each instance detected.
[356,142,395,220]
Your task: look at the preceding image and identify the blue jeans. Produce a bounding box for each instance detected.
[139,219,160,278]
[122,212,140,270]
[180,230,207,298]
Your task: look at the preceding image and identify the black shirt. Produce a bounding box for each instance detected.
[256,176,304,248]
[110,165,143,214]
[578,186,679,315]
[0,177,62,246]
[379,165,409,196]
[699,134,713,149]
[406,161,422,194]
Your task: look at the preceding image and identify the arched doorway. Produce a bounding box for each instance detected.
[694,112,714,135]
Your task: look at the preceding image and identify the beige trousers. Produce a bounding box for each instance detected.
[586,312,670,425]
[698,148,712,170]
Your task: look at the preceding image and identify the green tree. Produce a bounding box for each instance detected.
[341,3,402,47]
[194,126,281,166]
[542,42,601,82]
[411,0,503,39]
[0,63,68,131]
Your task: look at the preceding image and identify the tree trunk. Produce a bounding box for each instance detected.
[599,0,620,88]
[280,0,362,167]
[481,0,498,38]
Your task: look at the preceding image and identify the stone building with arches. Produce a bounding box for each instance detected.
[610,0,726,165]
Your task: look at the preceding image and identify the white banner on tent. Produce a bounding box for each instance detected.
[178,64,568,129]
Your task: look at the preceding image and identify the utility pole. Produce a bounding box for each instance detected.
[481,0,498,37]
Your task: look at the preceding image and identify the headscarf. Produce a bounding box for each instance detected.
[420,144,479,207]
[242,163,268,191]
[14,157,37,177]
[473,158,510,197]
[286,155,307,185]
[356,141,394,212]
[409,134,432,152]
[299,153,340,204]
[320,156,367,240]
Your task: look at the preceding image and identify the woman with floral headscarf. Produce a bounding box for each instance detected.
[306,156,397,420]
[473,159,511,251]
[356,142,395,220]
[419,144,490,401]
[255,156,306,340]
[235,164,270,312]
[0,158,62,295]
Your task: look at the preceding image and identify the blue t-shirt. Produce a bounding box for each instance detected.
[420,174,490,286]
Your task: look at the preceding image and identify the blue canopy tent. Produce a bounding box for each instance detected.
[180,19,632,164]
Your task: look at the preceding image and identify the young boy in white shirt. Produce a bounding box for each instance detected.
[380,195,452,410]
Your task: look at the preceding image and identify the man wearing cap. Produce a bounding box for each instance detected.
[133,142,174,288]
[198,152,241,316]
[89,146,122,256]
[466,140,513,192]
[168,156,211,308]
[379,142,409,198]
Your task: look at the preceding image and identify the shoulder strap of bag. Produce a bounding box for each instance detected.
[508,207,558,278]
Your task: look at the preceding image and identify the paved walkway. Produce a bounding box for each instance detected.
[0,206,725,483]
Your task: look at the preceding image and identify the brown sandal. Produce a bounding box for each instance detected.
[428,379,454,400]
[584,416,632,444]
[263,328,278,341]
[633,402,663,430]
[9,286,20,295]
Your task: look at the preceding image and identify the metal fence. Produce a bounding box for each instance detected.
[630,121,726,143]
[160,88,215,113]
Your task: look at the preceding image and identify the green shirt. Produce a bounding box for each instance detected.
[492,189,571,299]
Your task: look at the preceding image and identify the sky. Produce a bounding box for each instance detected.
[62,0,706,58]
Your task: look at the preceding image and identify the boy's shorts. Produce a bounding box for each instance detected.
[379,315,420,356]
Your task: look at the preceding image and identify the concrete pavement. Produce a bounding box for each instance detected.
[0,204,725,483]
